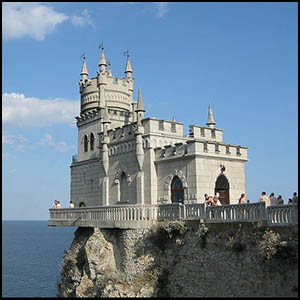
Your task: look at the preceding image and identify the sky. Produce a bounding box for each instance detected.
[2,2,298,220]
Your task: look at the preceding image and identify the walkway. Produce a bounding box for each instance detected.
[48,202,298,229]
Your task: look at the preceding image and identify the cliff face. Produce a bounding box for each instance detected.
[58,221,298,297]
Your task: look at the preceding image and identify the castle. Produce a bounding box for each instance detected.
[70,46,248,208]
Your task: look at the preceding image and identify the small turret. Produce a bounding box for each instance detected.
[206,104,216,128]
[124,51,133,79]
[98,44,107,73]
[80,55,88,81]
[135,88,145,126]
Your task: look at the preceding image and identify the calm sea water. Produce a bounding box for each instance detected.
[2,221,76,298]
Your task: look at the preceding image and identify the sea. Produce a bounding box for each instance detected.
[2,221,76,298]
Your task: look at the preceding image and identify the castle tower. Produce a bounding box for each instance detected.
[206,104,216,128]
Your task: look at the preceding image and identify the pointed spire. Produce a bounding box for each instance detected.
[107,60,112,77]
[206,104,216,128]
[80,54,88,81]
[102,104,111,124]
[98,43,107,72]
[136,89,145,112]
[124,50,133,79]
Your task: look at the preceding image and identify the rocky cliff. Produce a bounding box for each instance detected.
[57,221,298,297]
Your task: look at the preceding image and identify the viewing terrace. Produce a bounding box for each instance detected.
[48,202,298,229]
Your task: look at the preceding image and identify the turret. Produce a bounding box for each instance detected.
[98,44,107,73]
[135,88,145,126]
[206,104,216,129]
[124,51,133,79]
[80,55,88,82]
[101,104,111,175]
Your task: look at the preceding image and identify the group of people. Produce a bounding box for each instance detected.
[51,200,74,208]
[51,200,62,208]
[204,193,222,206]
[258,191,298,206]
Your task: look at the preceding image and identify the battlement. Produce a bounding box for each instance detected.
[189,125,223,142]
[154,139,248,161]
[143,117,184,136]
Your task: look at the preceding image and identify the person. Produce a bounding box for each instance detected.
[69,201,74,208]
[277,195,284,205]
[270,192,278,206]
[213,196,221,206]
[51,200,58,208]
[258,192,270,207]
[204,194,211,206]
[288,198,293,205]
[238,193,246,204]
[292,192,298,205]
[56,201,62,208]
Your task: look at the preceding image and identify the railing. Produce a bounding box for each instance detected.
[49,202,298,228]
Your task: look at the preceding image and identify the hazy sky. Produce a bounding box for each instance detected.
[2,2,298,220]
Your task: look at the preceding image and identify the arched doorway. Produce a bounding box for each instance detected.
[171,176,184,203]
[120,172,128,202]
[215,174,230,205]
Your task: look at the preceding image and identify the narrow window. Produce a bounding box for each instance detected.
[84,135,88,152]
[90,133,95,151]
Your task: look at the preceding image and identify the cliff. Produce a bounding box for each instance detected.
[57,221,298,297]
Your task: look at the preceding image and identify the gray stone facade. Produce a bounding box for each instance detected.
[70,47,248,207]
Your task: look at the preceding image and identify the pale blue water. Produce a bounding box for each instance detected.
[2,221,76,298]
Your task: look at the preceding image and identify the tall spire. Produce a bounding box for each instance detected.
[98,43,107,72]
[102,104,111,124]
[124,50,133,79]
[80,54,88,81]
[206,104,216,128]
[136,89,145,112]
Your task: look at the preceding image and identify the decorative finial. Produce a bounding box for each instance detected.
[206,104,216,128]
[124,50,129,57]
[81,53,86,60]
[107,60,111,68]
[99,43,104,50]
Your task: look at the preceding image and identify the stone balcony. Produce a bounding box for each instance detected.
[48,203,298,229]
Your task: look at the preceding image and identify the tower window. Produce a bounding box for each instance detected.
[90,133,95,151]
[84,135,88,152]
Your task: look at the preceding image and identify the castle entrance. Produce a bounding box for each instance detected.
[215,174,230,205]
[171,176,184,204]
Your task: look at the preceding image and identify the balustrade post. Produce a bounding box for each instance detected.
[259,202,267,222]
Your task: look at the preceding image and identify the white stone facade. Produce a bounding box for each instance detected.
[70,47,248,207]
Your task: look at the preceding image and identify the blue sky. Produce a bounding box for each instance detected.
[2,2,298,220]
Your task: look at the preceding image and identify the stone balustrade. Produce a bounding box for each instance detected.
[48,203,298,228]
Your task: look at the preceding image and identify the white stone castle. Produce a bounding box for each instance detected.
[70,46,248,208]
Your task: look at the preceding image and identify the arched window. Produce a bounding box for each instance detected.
[171,176,184,203]
[120,172,128,202]
[90,133,95,151]
[84,135,88,152]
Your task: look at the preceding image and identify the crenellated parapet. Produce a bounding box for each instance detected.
[154,139,248,162]
[143,117,184,136]
[189,125,223,142]
[76,108,100,126]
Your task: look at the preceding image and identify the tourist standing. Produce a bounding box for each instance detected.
[238,193,246,204]
[69,201,75,208]
[270,193,278,206]
[292,192,298,205]
[259,192,270,207]
[51,200,58,208]
[56,201,62,208]
[277,195,284,205]
[288,198,293,205]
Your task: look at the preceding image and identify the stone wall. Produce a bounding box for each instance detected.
[57,222,298,297]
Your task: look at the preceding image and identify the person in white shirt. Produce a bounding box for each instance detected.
[69,201,75,208]
[51,200,58,208]
[56,201,62,208]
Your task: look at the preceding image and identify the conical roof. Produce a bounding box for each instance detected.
[125,56,133,73]
[136,89,145,112]
[98,48,107,67]
[80,58,88,76]
[206,104,216,127]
